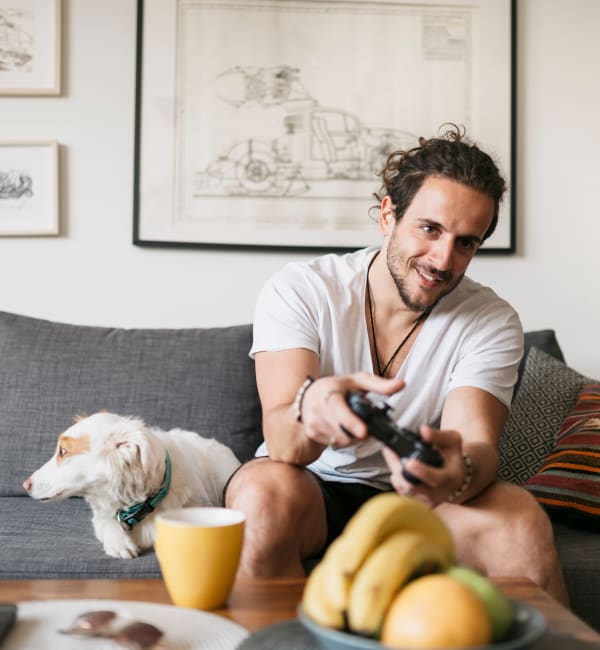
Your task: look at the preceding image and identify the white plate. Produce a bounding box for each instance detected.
[5,599,249,650]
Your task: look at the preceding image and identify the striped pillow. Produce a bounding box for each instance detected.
[524,384,600,531]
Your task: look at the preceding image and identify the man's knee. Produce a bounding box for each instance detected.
[457,483,563,587]
[437,482,558,569]
[226,458,314,512]
[487,483,555,550]
[509,488,559,571]
[224,458,327,575]
[225,458,326,543]
[225,459,274,510]
[501,486,568,603]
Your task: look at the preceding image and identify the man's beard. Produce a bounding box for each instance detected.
[387,249,464,313]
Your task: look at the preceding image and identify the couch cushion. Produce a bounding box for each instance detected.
[553,521,600,631]
[498,347,592,484]
[0,496,161,578]
[516,329,565,393]
[523,385,600,531]
[0,311,263,497]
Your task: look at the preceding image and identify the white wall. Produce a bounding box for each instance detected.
[0,0,599,378]
[470,0,600,378]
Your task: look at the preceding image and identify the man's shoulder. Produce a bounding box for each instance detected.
[441,276,516,315]
[272,247,377,286]
[431,276,522,344]
[439,283,523,366]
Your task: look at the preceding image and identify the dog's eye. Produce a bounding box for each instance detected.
[58,447,67,457]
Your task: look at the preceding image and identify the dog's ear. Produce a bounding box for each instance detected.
[115,438,142,467]
[109,419,157,475]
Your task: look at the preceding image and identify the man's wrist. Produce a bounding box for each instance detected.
[447,451,473,503]
[293,376,316,422]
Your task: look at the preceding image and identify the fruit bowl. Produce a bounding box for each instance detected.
[298,600,546,650]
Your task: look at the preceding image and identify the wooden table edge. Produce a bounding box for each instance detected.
[0,576,598,642]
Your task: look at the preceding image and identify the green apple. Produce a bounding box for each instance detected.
[446,565,514,642]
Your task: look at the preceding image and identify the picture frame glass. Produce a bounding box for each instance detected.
[134,0,514,252]
[0,142,59,236]
[0,0,61,95]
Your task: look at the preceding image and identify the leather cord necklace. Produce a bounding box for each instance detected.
[366,254,428,377]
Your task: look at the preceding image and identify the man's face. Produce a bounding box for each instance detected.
[382,176,495,313]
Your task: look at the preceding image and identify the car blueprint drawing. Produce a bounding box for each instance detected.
[194,66,416,197]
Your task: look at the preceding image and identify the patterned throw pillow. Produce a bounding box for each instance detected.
[523,385,600,531]
[498,347,591,484]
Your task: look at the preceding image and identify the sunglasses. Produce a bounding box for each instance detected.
[61,609,163,649]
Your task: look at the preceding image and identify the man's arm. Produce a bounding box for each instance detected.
[255,348,323,465]
[439,386,508,499]
[255,348,406,466]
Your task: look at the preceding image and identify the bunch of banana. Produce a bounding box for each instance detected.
[302,492,455,637]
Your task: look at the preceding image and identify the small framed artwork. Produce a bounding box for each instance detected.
[134,0,515,253]
[0,141,59,236]
[0,0,62,95]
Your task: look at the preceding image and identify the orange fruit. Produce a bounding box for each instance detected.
[381,574,492,648]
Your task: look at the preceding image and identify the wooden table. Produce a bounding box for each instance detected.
[1,576,599,643]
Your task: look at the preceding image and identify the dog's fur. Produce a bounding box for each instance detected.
[23,413,241,559]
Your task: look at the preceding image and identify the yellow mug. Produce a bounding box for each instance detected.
[154,507,245,609]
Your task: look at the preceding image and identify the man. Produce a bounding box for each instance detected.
[225,126,568,604]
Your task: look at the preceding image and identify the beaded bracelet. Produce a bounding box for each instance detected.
[447,451,473,503]
[293,376,315,422]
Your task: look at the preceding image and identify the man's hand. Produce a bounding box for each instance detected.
[381,385,508,506]
[300,372,405,449]
[256,348,413,466]
[382,425,467,506]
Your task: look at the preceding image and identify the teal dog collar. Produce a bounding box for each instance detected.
[117,451,172,531]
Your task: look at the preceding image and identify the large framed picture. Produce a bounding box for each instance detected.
[0,0,62,95]
[134,0,515,253]
[0,141,59,236]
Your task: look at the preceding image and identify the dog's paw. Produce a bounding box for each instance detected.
[103,539,141,559]
[99,528,141,559]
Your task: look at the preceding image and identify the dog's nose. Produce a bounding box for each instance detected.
[23,477,32,492]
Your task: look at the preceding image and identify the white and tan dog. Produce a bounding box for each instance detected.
[23,413,241,559]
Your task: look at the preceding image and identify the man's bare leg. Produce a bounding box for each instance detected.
[225,458,328,577]
[436,481,569,606]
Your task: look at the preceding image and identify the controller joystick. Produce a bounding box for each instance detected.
[345,391,443,485]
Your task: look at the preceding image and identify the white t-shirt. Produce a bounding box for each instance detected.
[251,247,523,489]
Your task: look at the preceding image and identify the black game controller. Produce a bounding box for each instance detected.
[345,391,443,485]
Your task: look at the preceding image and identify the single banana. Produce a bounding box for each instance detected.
[347,530,451,636]
[315,535,352,615]
[339,493,455,575]
[302,557,345,629]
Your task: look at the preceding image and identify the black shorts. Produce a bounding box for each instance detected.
[312,474,386,547]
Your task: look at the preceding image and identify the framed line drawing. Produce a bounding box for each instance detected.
[0,141,59,236]
[0,0,62,95]
[134,0,515,253]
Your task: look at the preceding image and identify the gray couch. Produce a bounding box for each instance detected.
[0,311,597,631]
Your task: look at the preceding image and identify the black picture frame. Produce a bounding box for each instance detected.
[133,0,516,254]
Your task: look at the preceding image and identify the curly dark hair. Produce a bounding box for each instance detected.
[375,124,507,242]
